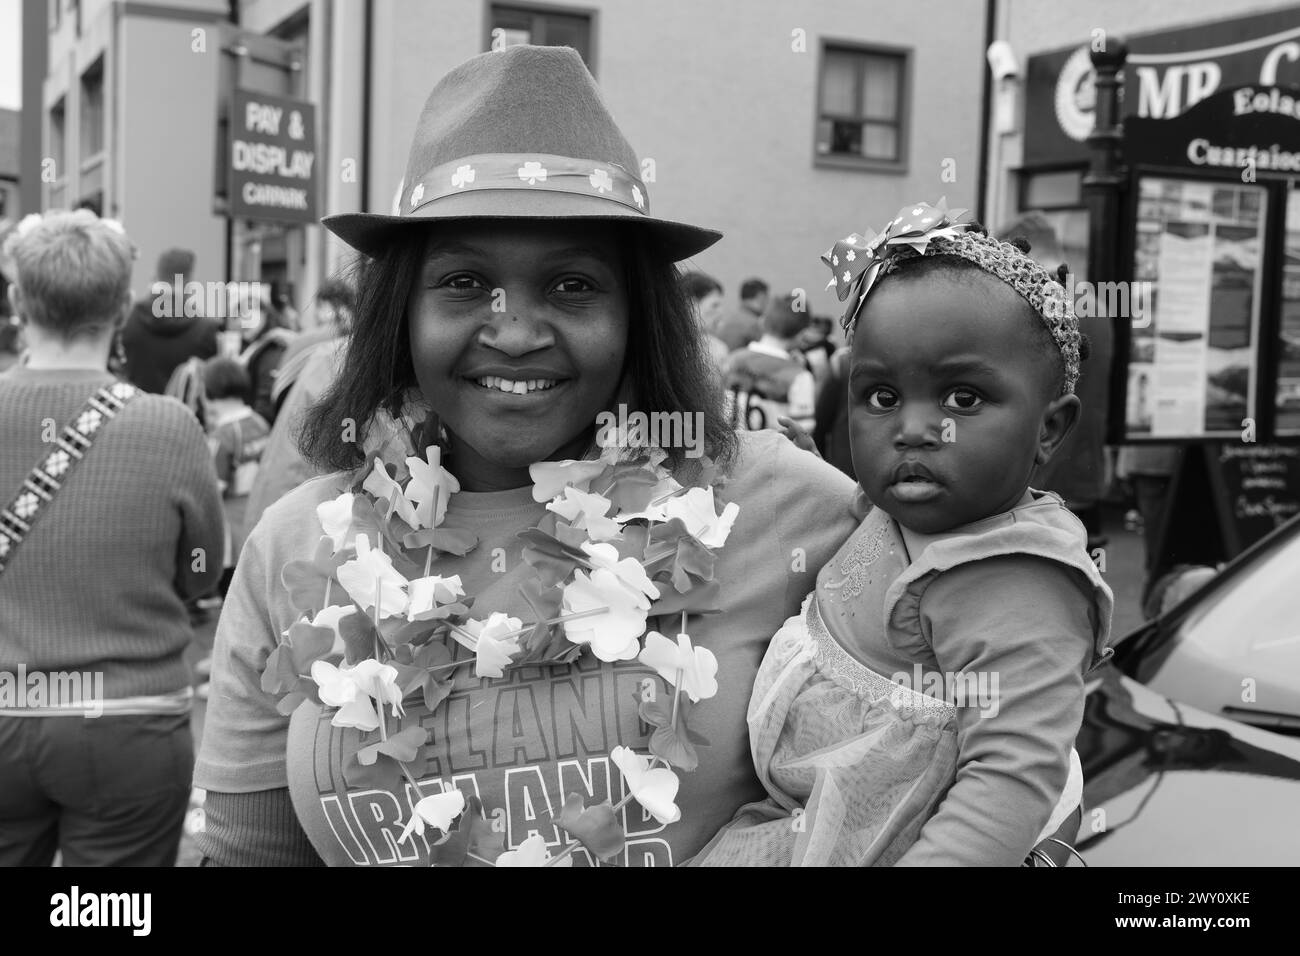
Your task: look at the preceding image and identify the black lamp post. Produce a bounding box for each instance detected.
[1084,40,1129,444]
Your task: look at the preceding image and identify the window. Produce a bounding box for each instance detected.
[1018,167,1083,211]
[488,4,593,69]
[80,57,104,163]
[48,98,65,206]
[816,44,906,167]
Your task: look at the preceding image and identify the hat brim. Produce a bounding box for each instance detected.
[322,189,721,262]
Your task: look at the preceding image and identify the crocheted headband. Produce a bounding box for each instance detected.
[822,198,1080,395]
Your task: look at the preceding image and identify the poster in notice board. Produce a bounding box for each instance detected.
[1207,443,1300,554]
[1279,187,1300,435]
[1153,443,1300,586]
[1125,177,1266,440]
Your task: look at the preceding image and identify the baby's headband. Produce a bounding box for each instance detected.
[822,197,1080,395]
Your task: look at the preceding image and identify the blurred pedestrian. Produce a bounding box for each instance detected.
[236,284,297,426]
[723,292,816,433]
[797,314,837,392]
[714,277,769,352]
[242,276,358,545]
[0,316,20,373]
[119,247,220,394]
[1116,443,1180,604]
[269,277,356,418]
[0,210,223,866]
[203,357,270,596]
[270,280,301,333]
[811,344,854,478]
[680,271,729,370]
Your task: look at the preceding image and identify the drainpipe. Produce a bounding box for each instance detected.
[361,0,373,216]
[975,0,995,224]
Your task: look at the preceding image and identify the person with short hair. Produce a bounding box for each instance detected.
[797,314,837,390]
[241,275,364,544]
[714,277,769,352]
[235,284,297,426]
[0,210,223,866]
[679,271,730,370]
[723,292,816,433]
[119,247,221,394]
[268,276,357,416]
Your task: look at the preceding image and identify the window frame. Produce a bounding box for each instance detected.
[79,55,105,169]
[1015,162,1087,212]
[484,1,598,76]
[813,39,910,174]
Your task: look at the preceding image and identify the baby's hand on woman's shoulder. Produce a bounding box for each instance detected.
[777,416,821,458]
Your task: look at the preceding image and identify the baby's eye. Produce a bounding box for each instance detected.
[863,387,898,411]
[942,388,984,411]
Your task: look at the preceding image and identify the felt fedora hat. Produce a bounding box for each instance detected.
[322,45,721,261]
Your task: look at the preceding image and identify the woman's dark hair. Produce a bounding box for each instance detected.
[298,224,738,480]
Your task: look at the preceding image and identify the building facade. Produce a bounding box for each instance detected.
[0,108,18,221]
[983,0,1300,545]
[36,0,988,319]
[41,0,228,296]
[985,0,1300,271]
[357,0,988,318]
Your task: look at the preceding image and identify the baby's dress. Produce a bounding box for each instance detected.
[695,491,1112,866]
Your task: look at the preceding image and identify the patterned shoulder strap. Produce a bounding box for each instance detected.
[0,380,142,576]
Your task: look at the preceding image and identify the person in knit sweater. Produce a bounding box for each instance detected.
[0,210,224,866]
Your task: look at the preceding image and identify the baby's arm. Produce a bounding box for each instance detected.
[895,554,1095,867]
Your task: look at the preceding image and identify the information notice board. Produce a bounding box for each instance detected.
[1153,442,1300,583]
[1116,84,1300,444]
[1124,177,1266,440]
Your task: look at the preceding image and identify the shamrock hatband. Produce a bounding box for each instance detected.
[404,154,649,219]
[822,197,1081,395]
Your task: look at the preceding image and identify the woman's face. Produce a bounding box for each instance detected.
[409,220,629,490]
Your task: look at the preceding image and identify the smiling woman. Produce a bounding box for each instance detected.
[193,45,859,868]
[297,221,736,490]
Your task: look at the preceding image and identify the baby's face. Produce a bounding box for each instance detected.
[848,271,1076,534]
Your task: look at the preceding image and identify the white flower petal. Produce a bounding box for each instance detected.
[412,789,466,833]
[496,833,568,867]
[316,493,355,549]
[331,696,379,731]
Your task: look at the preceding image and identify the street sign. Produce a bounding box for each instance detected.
[228,88,318,224]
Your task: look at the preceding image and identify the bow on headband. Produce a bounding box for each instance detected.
[822,197,971,330]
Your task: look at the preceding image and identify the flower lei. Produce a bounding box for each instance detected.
[259,416,738,867]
